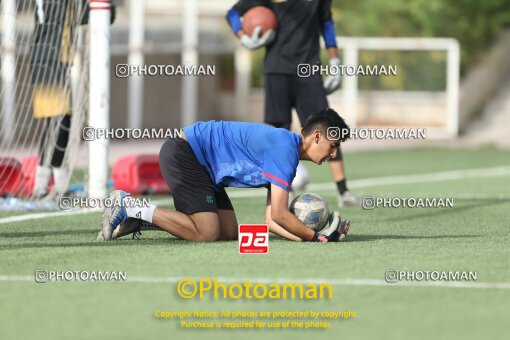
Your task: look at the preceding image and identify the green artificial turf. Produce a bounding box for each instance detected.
[1,148,509,340]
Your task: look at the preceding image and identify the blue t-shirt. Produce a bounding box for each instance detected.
[183,121,301,192]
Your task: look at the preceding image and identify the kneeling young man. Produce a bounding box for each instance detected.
[100,108,350,243]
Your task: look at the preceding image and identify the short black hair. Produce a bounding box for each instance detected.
[301,108,350,142]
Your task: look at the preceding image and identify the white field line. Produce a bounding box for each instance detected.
[1,165,509,225]
[0,275,509,289]
[370,193,510,199]
[0,209,96,225]
[307,165,510,192]
[222,165,510,198]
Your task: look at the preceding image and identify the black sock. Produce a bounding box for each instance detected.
[51,115,71,167]
[336,179,348,195]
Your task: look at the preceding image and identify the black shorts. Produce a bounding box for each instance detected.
[264,73,328,127]
[159,138,234,214]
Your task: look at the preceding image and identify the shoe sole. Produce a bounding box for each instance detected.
[101,190,127,241]
[98,218,137,242]
[101,206,114,241]
[112,218,141,239]
[338,220,351,241]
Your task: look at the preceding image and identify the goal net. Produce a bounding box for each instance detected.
[0,0,90,210]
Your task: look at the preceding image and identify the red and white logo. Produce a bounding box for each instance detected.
[238,224,269,254]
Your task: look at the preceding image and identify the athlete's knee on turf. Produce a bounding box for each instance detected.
[190,212,221,242]
[196,227,221,242]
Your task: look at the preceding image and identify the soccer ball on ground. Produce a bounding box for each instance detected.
[289,193,330,231]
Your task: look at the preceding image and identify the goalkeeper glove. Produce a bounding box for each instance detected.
[240,26,276,50]
[311,231,329,243]
[311,211,350,242]
[323,58,341,95]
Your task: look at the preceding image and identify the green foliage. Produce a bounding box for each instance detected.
[333,0,510,70]
[356,51,446,91]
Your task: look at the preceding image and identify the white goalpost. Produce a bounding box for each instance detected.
[88,0,112,200]
[1,0,16,145]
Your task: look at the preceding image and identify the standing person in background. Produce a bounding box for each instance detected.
[226,0,360,207]
[31,0,114,198]
[31,0,84,197]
